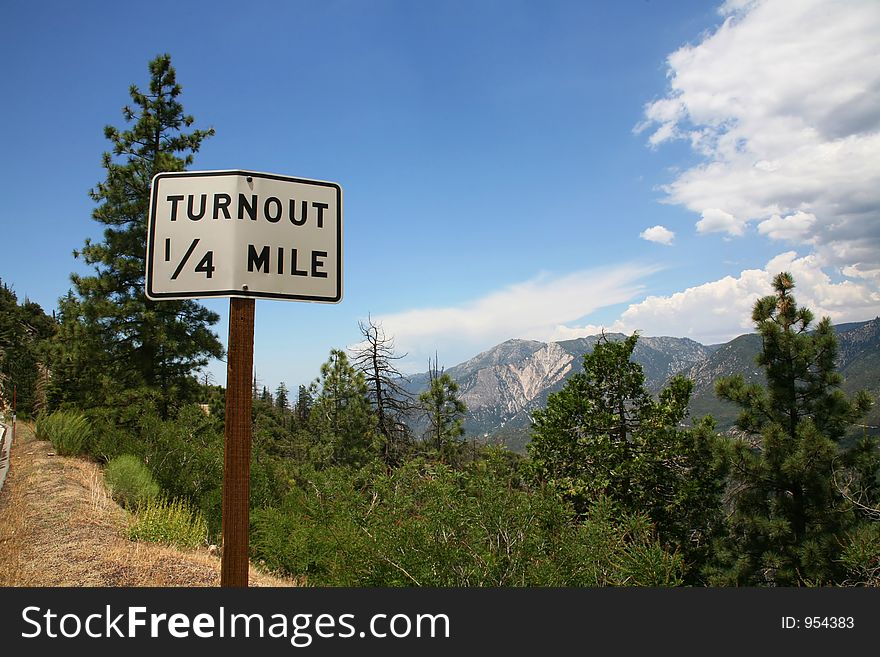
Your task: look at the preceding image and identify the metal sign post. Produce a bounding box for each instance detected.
[146,169,343,588]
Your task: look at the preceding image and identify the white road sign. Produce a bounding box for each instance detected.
[146,170,342,302]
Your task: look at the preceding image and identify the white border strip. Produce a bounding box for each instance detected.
[0,422,10,494]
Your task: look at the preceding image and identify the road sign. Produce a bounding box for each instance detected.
[146,169,343,587]
[146,170,343,302]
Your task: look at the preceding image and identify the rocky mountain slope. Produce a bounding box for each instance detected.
[405,318,880,452]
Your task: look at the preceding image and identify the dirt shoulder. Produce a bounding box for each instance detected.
[0,422,294,587]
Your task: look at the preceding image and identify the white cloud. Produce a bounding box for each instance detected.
[373,265,658,371]
[639,225,675,245]
[639,0,880,280]
[696,208,743,236]
[372,258,880,372]
[647,122,677,148]
[583,253,880,345]
[757,211,816,242]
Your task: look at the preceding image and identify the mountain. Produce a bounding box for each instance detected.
[684,318,880,432]
[683,333,764,430]
[404,332,714,451]
[404,318,880,452]
[827,318,880,434]
[404,339,574,449]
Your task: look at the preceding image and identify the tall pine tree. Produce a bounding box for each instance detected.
[67,54,222,414]
[712,272,877,585]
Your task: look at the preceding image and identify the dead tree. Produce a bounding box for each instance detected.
[351,317,415,465]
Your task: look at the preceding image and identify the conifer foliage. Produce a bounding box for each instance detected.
[0,282,55,414]
[419,356,467,462]
[65,55,222,412]
[528,332,726,580]
[311,349,377,467]
[713,273,877,585]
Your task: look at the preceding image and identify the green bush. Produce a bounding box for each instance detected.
[35,410,90,456]
[85,401,225,538]
[251,466,373,585]
[573,498,684,586]
[134,404,225,535]
[840,523,880,586]
[251,456,684,587]
[105,455,160,508]
[128,497,208,550]
[84,414,141,464]
[83,389,159,462]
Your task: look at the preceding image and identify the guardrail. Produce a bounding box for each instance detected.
[0,420,11,494]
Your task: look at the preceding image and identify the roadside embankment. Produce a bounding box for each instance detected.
[0,422,293,587]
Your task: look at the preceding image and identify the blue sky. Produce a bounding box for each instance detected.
[2,0,878,393]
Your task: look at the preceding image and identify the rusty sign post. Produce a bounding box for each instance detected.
[220,297,255,586]
[146,170,343,587]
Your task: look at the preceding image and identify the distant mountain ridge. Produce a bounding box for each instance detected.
[405,318,880,452]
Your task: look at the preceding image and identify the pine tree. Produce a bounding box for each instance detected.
[528,332,726,579]
[0,282,56,415]
[418,356,467,462]
[275,382,290,414]
[296,384,313,424]
[713,272,877,585]
[529,333,667,510]
[67,54,222,414]
[311,349,377,467]
[275,381,290,428]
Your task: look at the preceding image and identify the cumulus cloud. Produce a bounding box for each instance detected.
[372,265,658,371]
[639,225,675,245]
[577,253,880,345]
[639,0,880,280]
[697,208,743,236]
[757,211,817,242]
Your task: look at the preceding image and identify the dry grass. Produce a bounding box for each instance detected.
[0,422,295,587]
